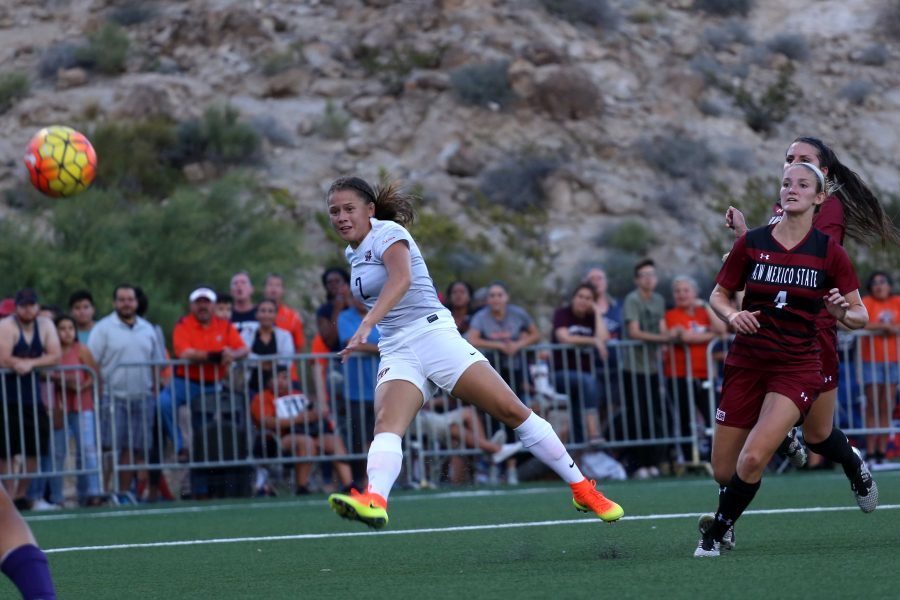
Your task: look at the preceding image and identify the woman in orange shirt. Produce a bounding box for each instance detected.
[860,271,900,462]
[664,276,726,465]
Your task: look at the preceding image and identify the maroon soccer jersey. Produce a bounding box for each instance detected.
[717,224,859,371]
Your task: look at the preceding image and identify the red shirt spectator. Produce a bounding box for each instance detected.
[173,288,247,382]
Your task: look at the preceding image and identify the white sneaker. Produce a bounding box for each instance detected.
[492,442,523,464]
[31,499,61,511]
[850,447,878,513]
[506,466,519,485]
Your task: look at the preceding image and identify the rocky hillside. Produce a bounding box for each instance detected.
[1,0,899,303]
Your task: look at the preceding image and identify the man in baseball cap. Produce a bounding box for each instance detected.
[158,285,246,465]
[13,288,38,306]
[188,287,217,303]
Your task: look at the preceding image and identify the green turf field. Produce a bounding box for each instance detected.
[13,470,900,599]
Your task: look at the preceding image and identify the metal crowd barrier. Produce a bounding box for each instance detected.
[2,331,898,502]
[1,365,104,505]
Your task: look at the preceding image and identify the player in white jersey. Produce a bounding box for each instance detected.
[325,176,624,528]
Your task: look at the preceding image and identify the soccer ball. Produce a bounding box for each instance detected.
[23,126,97,197]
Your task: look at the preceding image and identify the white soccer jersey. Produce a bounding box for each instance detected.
[345,218,450,338]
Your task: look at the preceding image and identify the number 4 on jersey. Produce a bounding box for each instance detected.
[774,290,787,309]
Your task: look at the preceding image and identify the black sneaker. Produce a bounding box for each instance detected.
[850,447,878,513]
[777,427,808,468]
[12,497,32,511]
[694,514,721,558]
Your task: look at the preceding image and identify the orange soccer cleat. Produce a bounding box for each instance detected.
[328,488,389,529]
[570,478,624,523]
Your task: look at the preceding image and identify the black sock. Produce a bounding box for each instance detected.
[805,428,859,480]
[711,474,760,540]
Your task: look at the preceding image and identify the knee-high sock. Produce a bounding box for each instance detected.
[514,412,584,484]
[366,432,403,501]
[1,544,57,600]
[805,428,860,480]
[711,473,760,541]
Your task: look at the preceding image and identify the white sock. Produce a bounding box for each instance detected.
[514,412,584,484]
[366,432,403,500]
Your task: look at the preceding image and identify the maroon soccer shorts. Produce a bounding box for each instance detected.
[715,364,824,429]
[818,327,839,393]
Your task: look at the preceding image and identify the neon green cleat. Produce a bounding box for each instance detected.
[328,488,389,529]
[570,478,624,523]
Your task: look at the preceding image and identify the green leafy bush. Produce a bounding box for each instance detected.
[0,176,304,337]
[0,72,29,114]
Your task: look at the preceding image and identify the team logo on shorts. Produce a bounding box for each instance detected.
[800,391,809,403]
[377,367,390,381]
[364,250,372,262]
[715,408,726,422]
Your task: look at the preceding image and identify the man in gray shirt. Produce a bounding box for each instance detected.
[621,259,676,478]
[88,285,165,500]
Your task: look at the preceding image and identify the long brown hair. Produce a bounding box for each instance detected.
[792,136,900,245]
[327,176,417,227]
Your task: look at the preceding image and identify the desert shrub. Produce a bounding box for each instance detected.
[107,1,154,26]
[540,0,619,29]
[449,61,515,109]
[76,23,130,74]
[532,68,603,120]
[0,72,29,114]
[176,105,262,165]
[316,101,350,140]
[693,0,753,17]
[604,220,656,255]
[765,33,809,61]
[696,97,725,117]
[882,0,900,40]
[839,80,874,106]
[38,42,81,78]
[90,118,183,198]
[636,134,718,190]
[248,115,295,147]
[475,155,561,212]
[356,44,444,95]
[703,19,753,51]
[857,44,889,66]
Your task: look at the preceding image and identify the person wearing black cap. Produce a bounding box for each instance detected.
[0,288,61,509]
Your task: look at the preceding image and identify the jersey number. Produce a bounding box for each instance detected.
[774,290,787,309]
[355,277,370,300]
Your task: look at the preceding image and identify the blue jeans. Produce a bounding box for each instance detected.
[28,411,101,505]
[158,378,219,453]
[554,370,599,444]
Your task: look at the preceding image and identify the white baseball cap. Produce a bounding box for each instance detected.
[189,287,217,302]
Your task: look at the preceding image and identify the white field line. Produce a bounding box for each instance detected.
[43,503,900,554]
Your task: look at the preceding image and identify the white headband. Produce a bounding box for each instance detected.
[791,162,826,192]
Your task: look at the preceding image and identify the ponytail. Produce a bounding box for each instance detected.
[792,136,900,245]
[327,176,417,227]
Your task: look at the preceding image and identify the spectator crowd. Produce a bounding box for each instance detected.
[1,259,898,510]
